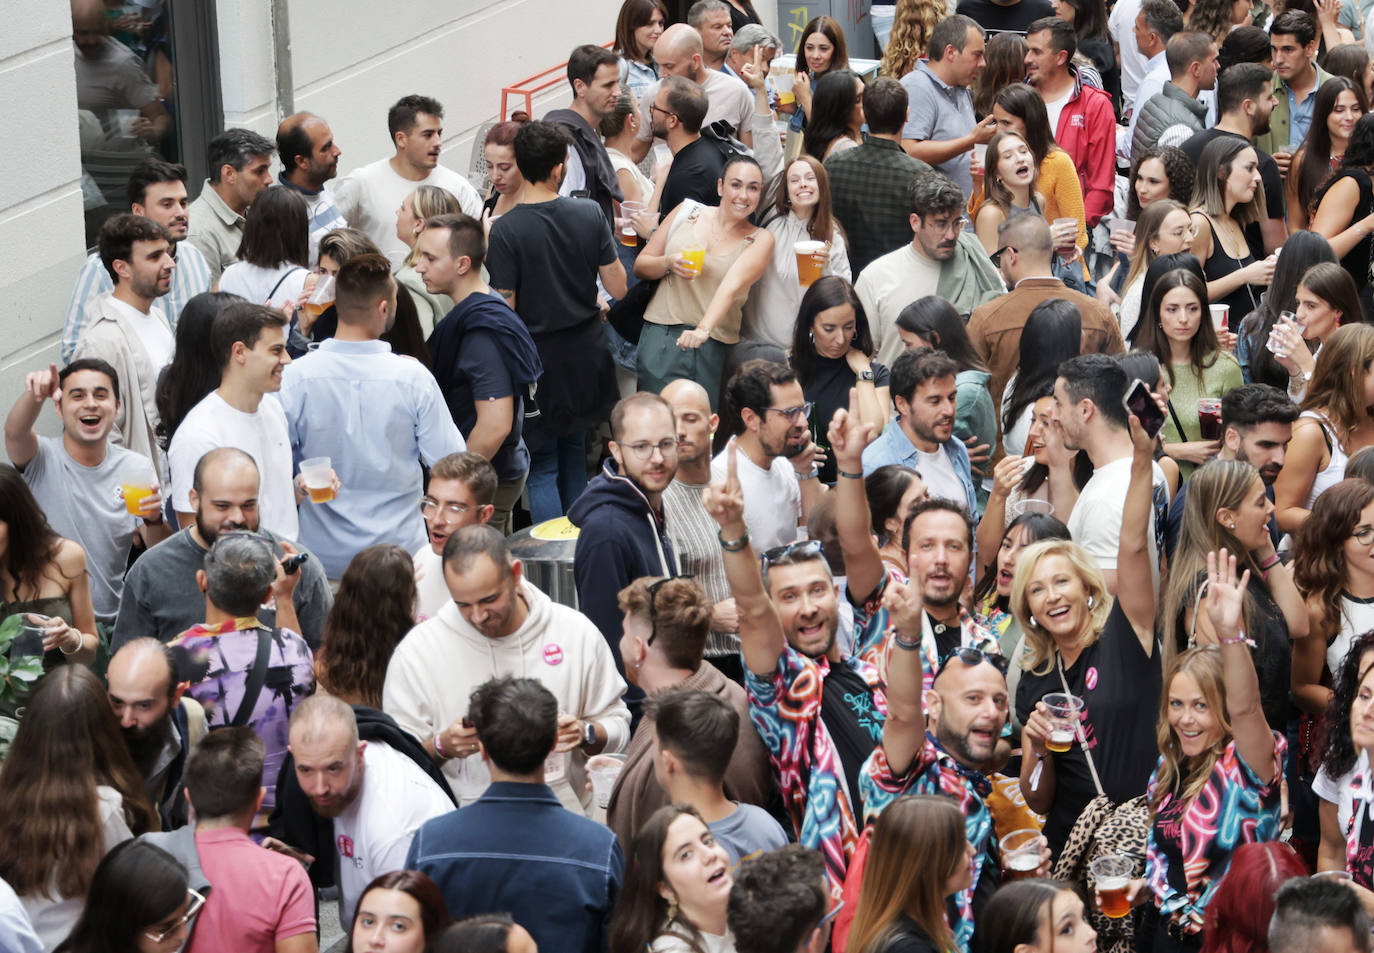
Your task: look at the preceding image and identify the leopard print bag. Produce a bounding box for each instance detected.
[1051,793,1151,953]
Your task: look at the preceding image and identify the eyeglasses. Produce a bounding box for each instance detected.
[761,538,824,569]
[991,245,1018,268]
[144,888,206,943]
[421,498,472,520]
[936,646,1010,677]
[764,402,813,422]
[621,438,680,461]
[646,574,694,646]
[922,216,966,237]
[812,899,845,936]
[650,103,677,120]
[1354,526,1374,546]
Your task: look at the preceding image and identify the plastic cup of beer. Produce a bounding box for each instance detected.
[773,67,796,105]
[1000,829,1043,882]
[794,240,826,287]
[304,274,335,319]
[1198,398,1222,440]
[1091,854,1136,918]
[120,480,155,516]
[1043,692,1084,753]
[587,753,627,809]
[619,201,646,248]
[1208,304,1229,334]
[680,246,706,276]
[300,457,335,504]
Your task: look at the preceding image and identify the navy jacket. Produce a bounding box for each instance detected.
[406,782,623,953]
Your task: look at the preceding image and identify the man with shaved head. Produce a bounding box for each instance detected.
[629,22,755,163]
[661,379,740,680]
[276,112,347,265]
[112,447,333,651]
[285,696,451,926]
[106,637,206,828]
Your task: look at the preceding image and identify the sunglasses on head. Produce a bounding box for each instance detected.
[761,539,824,569]
[935,646,1009,677]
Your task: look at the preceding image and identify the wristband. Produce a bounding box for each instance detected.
[1219,629,1257,649]
[718,529,750,552]
[59,632,82,656]
[796,466,819,481]
[433,732,450,759]
[1258,553,1280,572]
[838,469,864,480]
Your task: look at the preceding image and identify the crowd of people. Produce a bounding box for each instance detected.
[17,0,1374,951]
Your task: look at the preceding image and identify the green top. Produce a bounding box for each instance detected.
[956,368,997,512]
[1165,350,1244,478]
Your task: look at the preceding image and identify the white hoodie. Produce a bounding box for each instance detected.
[382,577,630,816]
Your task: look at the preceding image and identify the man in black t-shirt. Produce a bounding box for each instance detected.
[1180,62,1286,257]
[415,213,543,535]
[651,75,727,216]
[956,0,1055,35]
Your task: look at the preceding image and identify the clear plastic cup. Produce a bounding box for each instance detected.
[1043,692,1085,753]
[1091,854,1136,918]
[13,613,52,657]
[587,753,627,809]
[300,457,334,503]
[794,240,826,287]
[1011,499,1054,518]
[304,274,335,319]
[999,829,1044,881]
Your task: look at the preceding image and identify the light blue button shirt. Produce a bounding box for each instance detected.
[278,339,464,578]
[860,417,978,518]
[1287,81,1318,148]
[60,242,212,364]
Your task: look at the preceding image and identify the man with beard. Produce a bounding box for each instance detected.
[1181,63,1288,255]
[711,361,823,554]
[276,112,347,266]
[285,695,451,927]
[646,76,725,216]
[661,379,740,678]
[111,447,333,651]
[383,525,630,815]
[1166,383,1297,557]
[546,45,624,228]
[106,639,206,829]
[569,393,680,695]
[702,430,892,891]
[861,349,978,517]
[70,0,170,145]
[61,159,212,363]
[856,174,1004,368]
[72,214,177,473]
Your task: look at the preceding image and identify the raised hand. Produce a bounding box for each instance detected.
[881,571,924,642]
[827,387,874,472]
[24,363,60,403]
[702,440,746,530]
[1205,548,1250,638]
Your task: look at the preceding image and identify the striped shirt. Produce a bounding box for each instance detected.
[661,477,735,657]
[61,242,212,363]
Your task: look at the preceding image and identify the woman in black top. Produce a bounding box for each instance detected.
[846,796,973,953]
[1312,112,1374,317]
[1188,137,1275,330]
[1014,415,1163,859]
[789,277,889,484]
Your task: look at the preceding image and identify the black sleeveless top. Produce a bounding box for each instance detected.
[1199,215,1260,328]
[1316,168,1374,286]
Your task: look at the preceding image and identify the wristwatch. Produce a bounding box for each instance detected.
[858,368,875,383]
[581,721,598,749]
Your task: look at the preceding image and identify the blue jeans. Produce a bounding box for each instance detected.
[527,433,587,524]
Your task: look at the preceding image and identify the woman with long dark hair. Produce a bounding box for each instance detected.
[0,666,157,947]
[1267,261,1365,402]
[1311,112,1374,299]
[0,466,98,666]
[998,299,1081,457]
[316,544,418,710]
[1052,0,1115,96]
[973,33,1028,118]
[218,186,311,310]
[789,276,888,483]
[846,796,974,953]
[347,870,454,953]
[1323,43,1374,111]
[866,465,926,577]
[1114,200,1196,341]
[1189,138,1276,327]
[974,879,1098,953]
[612,0,669,100]
[803,70,864,162]
[155,291,240,450]
[1236,229,1339,389]
[743,156,850,349]
[786,16,849,134]
[53,841,196,953]
[1288,77,1364,231]
[974,130,1047,256]
[609,805,735,953]
[1314,626,1374,896]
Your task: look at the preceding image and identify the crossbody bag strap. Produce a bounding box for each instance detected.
[231,626,273,728]
[1057,654,1106,798]
[1165,399,1189,442]
[1187,579,1210,649]
[265,266,304,303]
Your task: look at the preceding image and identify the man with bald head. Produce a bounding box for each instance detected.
[107,637,206,828]
[629,23,755,163]
[112,447,333,651]
[276,112,347,265]
[285,696,452,926]
[661,379,740,680]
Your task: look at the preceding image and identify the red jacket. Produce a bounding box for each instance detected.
[1053,70,1116,227]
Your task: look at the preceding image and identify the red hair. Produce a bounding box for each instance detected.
[1201,842,1308,953]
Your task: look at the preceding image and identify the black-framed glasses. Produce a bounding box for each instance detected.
[144,888,206,943]
[622,438,679,461]
[936,646,1009,677]
[650,103,677,120]
[764,401,813,422]
[646,575,694,645]
[991,245,1017,268]
[761,539,823,569]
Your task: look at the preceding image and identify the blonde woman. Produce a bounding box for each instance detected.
[395,184,464,336]
[879,0,949,80]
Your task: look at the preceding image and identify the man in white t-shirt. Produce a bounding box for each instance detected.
[73,214,177,474]
[414,452,497,619]
[1055,354,1170,594]
[287,696,452,927]
[630,24,755,163]
[168,301,299,539]
[711,361,822,553]
[333,95,482,267]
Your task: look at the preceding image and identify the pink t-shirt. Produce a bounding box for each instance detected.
[188,828,315,953]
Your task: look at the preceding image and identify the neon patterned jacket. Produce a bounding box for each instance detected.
[1144,733,1286,936]
[744,582,891,892]
[857,735,994,953]
[856,599,1000,694]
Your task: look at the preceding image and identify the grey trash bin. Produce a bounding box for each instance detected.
[507,518,581,610]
